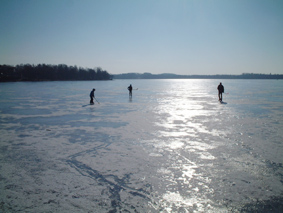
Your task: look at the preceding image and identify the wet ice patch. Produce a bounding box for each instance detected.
[162,191,214,212]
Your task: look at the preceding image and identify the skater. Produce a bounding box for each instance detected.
[217,83,224,101]
[90,88,95,104]
[128,84,133,97]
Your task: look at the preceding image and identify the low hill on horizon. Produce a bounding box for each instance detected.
[113,72,283,79]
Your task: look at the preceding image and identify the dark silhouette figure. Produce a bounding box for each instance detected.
[217,83,224,101]
[128,84,133,97]
[90,88,95,104]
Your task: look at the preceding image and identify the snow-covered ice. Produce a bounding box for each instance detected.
[0,79,282,212]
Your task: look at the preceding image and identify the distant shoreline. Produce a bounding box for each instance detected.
[113,73,283,80]
[1,64,282,81]
[0,64,112,82]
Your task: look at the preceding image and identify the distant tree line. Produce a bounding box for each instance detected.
[113,72,283,79]
[0,64,112,82]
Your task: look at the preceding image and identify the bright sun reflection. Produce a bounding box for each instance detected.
[162,191,213,212]
[149,80,222,210]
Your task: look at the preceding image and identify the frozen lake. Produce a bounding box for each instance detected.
[0,79,283,212]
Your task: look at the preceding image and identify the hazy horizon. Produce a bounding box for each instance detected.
[1,0,283,75]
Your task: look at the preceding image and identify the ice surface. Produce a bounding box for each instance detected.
[0,79,283,212]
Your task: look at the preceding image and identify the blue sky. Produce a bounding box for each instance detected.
[1,0,283,75]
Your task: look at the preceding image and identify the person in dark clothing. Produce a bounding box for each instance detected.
[217,83,224,101]
[90,88,95,104]
[128,84,133,97]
